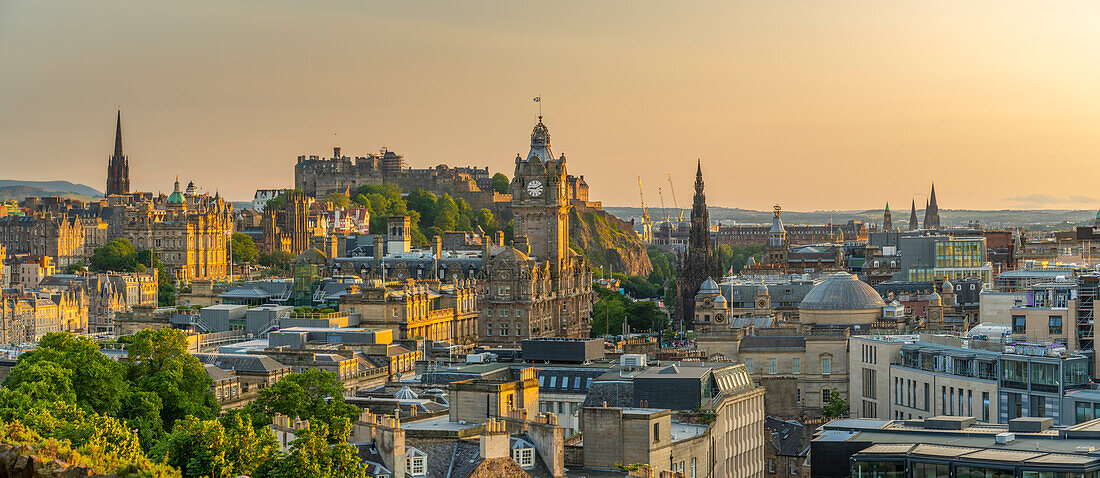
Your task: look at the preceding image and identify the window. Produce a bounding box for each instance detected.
[768,358,777,374]
[745,358,754,374]
[792,358,800,374]
[821,357,831,375]
[796,389,801,403]
[486,325,492,336]
[512,448,534,468]
[1049,316,1063,335]
[653,423,660,442]
[549,376,557,388]
[407,456,426,476]
[822,389,831,403]
[1012,315,1026,334]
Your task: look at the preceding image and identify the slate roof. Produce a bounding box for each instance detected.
[766,416,807,457]
[203,364,236,383]
[193,353,291,374]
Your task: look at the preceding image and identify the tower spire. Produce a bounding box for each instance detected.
[909,199,919,230]
[106,110,130,196]
[114,110,124,158]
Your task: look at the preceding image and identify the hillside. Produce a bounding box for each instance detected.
[0,180,101,197]
[605,206,1098,229]
[0,180,102,203]
[570,206,652,277]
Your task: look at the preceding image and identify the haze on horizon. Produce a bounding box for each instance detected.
[3,1,1100,211]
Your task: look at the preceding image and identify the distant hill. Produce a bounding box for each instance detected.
[0,180,102,203]
[605,205,1098,230]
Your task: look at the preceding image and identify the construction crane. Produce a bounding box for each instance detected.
[637,177,652,243]
[657,187,669,222]
[666,173,684,223]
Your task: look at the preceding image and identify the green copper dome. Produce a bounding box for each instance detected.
[1094,209,1100,219]
[167,177,185,204]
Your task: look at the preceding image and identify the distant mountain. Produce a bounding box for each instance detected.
[0,180,102,198]
[605,205,1097,229]
[0,180,102,203]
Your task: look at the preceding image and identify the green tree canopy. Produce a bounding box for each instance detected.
[822,388,848,418]
[490,173,509,194]
[125,329,219,431]
[266,419,366,478]
[325,192,350,209]
[4,333,129,416]
[265,188,303,212]
[231,233,259,264]
[163,414,278,478]
[260,250,294,272]
[247,369,359,431]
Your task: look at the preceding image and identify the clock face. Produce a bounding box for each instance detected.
[526,180,543,197]
[714,314,725,323]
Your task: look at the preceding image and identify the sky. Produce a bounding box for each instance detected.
[3,1,1100,211]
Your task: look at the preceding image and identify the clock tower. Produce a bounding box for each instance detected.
[510,116,570,274]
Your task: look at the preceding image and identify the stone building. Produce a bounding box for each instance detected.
[579,363,765,478]
[0,215,86,268]
[338,278,479,345]
[261,189,313,255]
[479,116,594,345]
[40,271,158,334]
[122,178,233,283]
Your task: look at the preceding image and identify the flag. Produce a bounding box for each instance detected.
[533,97,541,102]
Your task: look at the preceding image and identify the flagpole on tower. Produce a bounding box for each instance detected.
[533,95,542,117]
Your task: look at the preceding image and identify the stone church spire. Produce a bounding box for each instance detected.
[676,160,719,329]
[924,182,941,229]
[909,199,919,230]
[106,110,130,196]
[883,202,893,231]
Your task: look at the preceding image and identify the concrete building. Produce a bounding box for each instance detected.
[812,416,1100,478]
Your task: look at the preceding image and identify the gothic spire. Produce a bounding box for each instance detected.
[909,199,919,230]
[114,110,124,158]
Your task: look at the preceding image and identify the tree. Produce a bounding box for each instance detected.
[625,300,667,332]
[248,370,359,431]
[822,388,848,418]
[476,208,498,232]
[163,414,278,478]
[4,333,129,416]
[231,233,258,264]
[260,251,294,272]
[324,192,350,209]
[65,262,87,274]
[266,418,366,478]
[490,173,509,194]
[125,329,219,432]
[90,239,142,272]
[265,188,303,212]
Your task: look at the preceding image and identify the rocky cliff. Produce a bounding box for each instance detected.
[569,206,652,277]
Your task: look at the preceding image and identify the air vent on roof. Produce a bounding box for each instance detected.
[1077,446,1096,454]
[995,432,1015,445]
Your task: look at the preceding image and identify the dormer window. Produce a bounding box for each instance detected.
[511,438,536,469]
[406,447,427,476]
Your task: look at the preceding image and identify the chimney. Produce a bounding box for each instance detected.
[482,235,492,259]
[333,146,341,159]
[480,418,510,460]
[373,235,385,272]
[514,235,530,255]
[494,230,504,246]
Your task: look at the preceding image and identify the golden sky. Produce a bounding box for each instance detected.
[3,1,1100,211]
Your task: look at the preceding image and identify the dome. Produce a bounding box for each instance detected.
[395,386,419,400]
[941,280,953,293]
[800,272,885,310]
[1095,209,1100,219]
[714,294,727,304]
[167,177,185,204]
[928,292,942,305]
[755,283,769,293]
[699,277,719,295]
[493,247,529,263]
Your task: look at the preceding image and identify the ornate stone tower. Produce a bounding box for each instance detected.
[883,202,893,231]
[675,161,719,329]
[510,116,570,275]
[765,205,789,269]
[106,110,130,196]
